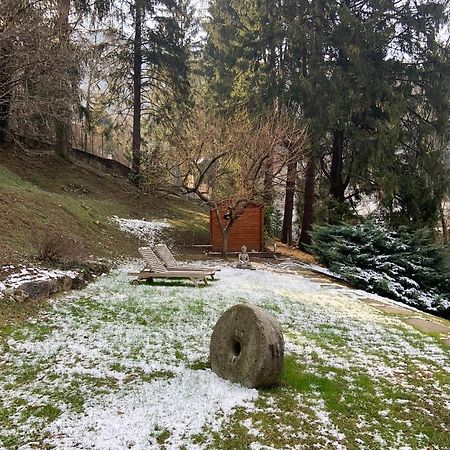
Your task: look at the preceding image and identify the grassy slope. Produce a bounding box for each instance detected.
[0,146,209,264]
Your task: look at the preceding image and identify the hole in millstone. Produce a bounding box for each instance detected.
[232,340,241,356]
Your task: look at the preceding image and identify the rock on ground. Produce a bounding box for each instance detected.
[210,303,284,388]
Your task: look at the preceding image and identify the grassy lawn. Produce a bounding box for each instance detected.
[0,264,449,449]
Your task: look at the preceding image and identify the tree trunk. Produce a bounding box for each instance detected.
[0,89,11,146]
[329,129,346,202]
[0,40,11,145]
[55,0,71,157]
[281,149,297,245]
[263,154,274,205]
[266,1,277,107]
[214,206,230,258]
[221,229,229,258]
[84,64,92,152]
[132,0,142,181]
[441,205,448,244]
[298,157,315,249]
[55,124,71,156]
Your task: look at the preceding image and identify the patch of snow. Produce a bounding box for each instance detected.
[277,260,343,280]
[310,397,346,447]
[1,265,78,289]
[372,432,386,445]
[249,444,278,450]
[46,369,257,450]
[111,216,171,244]
[304,263,344,279]
[242,418,261,438]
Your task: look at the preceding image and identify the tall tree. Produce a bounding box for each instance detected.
[54,0,112,155]
[309,0,450,225]
[206,0,303,241]
[207,0,450,237]
[281,143,298,244]
[99,0,193,183]
[298,155,315,248]
[132,0,143,176]
[0,1,82,147]
[55,0,72,156]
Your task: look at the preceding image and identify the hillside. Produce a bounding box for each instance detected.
[0,146,210,265]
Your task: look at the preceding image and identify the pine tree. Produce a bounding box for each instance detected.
[98,0,193,183]
[54,0,113,156]
[303,0,450,225]
[206,0,450,236]
[206,0,303,243]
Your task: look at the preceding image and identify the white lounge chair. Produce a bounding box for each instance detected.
[154,244,221,279]
[128,247,210,287]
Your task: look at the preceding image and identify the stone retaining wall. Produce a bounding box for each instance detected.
[13,134,131,179]
[0,260,110,303]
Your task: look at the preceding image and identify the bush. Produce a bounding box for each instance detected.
[311,222,450,318]
[37,232,86,263]
[264,206,283,239]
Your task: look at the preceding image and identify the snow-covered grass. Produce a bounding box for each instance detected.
[111,216,171,245]
[0,264,449,449]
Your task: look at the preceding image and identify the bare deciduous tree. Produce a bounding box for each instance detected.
[168,107,308,255]
[0,0,80,147]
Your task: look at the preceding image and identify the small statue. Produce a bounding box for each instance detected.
[237,245,253,269]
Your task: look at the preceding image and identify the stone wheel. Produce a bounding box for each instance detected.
[210,303,284,388]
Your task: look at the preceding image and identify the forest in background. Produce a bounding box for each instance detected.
[1,0,449,251]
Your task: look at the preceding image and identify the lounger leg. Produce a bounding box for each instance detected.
[203,277,208,286]
[190,277,199,288]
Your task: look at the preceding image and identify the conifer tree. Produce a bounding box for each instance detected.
[91,0,193,182]
[205,0,302,243]
[206,0,450,237]
[299,0,450,226]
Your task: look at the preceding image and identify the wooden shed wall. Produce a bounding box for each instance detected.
[210,205,264,252]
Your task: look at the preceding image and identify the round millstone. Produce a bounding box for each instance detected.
[210,303,284,388]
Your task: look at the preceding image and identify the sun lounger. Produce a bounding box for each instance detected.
[154,244,221,278]
[128,247,210,287]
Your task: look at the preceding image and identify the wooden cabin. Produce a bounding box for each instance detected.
[210,202,264,252]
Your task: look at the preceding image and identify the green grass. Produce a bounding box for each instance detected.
[1,263,449,449]
[0,165,35,190]
[156,429,171,444]
[0,156,209,264]
[282,355,346,412]
[189,360,210,371]
[213,352,450,449]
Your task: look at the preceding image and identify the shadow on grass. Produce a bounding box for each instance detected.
[130,279,211,288]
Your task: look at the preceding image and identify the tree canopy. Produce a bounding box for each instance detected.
[1,0,449,242]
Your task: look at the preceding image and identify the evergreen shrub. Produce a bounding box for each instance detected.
[265,206,283,239]
[311,222,450,318]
